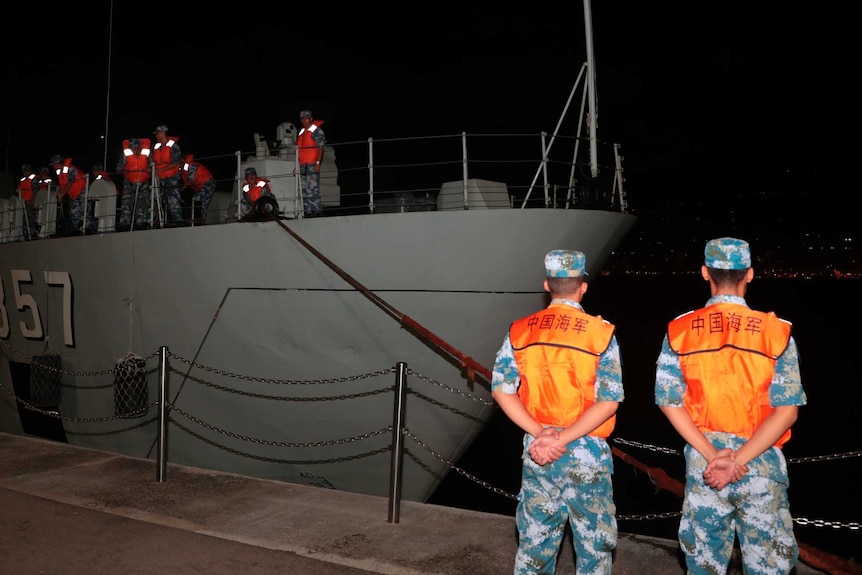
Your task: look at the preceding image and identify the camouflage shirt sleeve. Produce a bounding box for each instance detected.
[490,332,519,394]
[654,333,685,406]
[770,335,806,406]
[312,127,325,148]
[596,334,624,402]
[171,143,183,163]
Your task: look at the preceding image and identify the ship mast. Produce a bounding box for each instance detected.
[102,0,114,167]
[583,0,599,178]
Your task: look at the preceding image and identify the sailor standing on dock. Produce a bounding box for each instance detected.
[491,250,623,575]
[655,237,807,575]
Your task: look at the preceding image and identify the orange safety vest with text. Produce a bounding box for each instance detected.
[668,302,793,446]
[152,136,180,179]
[509,303,617,436]
[121,138,152,184]
[296,121,324,165]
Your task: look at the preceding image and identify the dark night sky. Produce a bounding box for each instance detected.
[1,2,853,208]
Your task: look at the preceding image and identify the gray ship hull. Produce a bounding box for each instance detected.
[0,208,635,501]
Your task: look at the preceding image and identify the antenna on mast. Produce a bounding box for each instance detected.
[102,0,114,168]
[583,0,599,178]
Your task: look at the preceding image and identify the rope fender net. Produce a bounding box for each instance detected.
[114,352,148,418]
[30,352,62,407]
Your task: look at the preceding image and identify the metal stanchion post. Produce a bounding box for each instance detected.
[157,346,169,482]
[388,362,408,523]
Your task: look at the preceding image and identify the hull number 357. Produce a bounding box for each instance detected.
[0,270,74,347]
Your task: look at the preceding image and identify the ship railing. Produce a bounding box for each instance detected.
[217,130,629,220]
[0,131,628,243]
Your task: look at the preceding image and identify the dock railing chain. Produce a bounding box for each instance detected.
[1,337,860,533]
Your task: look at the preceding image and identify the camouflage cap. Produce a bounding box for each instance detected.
[544,250,588,278]
[153,124,169,133]
[704,237,751,270]
[299,110,312,118]
[49,154,63,165]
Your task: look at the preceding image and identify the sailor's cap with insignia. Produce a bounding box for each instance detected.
[544,249,588,278]
[704,237,751,270]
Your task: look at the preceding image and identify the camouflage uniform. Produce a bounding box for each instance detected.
[179,159,216,220]
[492,251,623,575]
[297,110,325,216]
[654,237,806,575]
[68,190,86,233]
[115,143,152,230]
[51,157,86,234]
[22,199,40,240]
[117,179,151,230]
[158,173,184,223]
[299,163,323,216]
[152,126,184,224]
[240,167,276,218]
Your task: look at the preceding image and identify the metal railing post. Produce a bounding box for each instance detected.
[388,361,408,523]
[157,345,169,482]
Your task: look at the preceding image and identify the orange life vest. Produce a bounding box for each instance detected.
[242,177,271,203]
[17,174,37,202]
[296,121,324,165]
[667,302,793,446]
[509,303,616,436]
[152,136,180,179]
[180,156,214,191]
[55,158,86,199]
[121,138,152,184]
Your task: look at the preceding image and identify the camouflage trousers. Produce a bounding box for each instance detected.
[119,180,152,229]
[22,202,39,240]
[299,164,323,216]
[514,434,616,575]
[191,179,216,219]
[679,473,798,575]
[158,175,183,223]
[68,194,86,233]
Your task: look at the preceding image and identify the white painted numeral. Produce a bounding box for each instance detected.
[45,271,74,346]
[11,269,43,339]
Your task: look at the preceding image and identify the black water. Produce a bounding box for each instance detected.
[429,275,862,562]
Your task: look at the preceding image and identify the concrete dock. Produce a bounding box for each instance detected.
[0,432,828,575]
